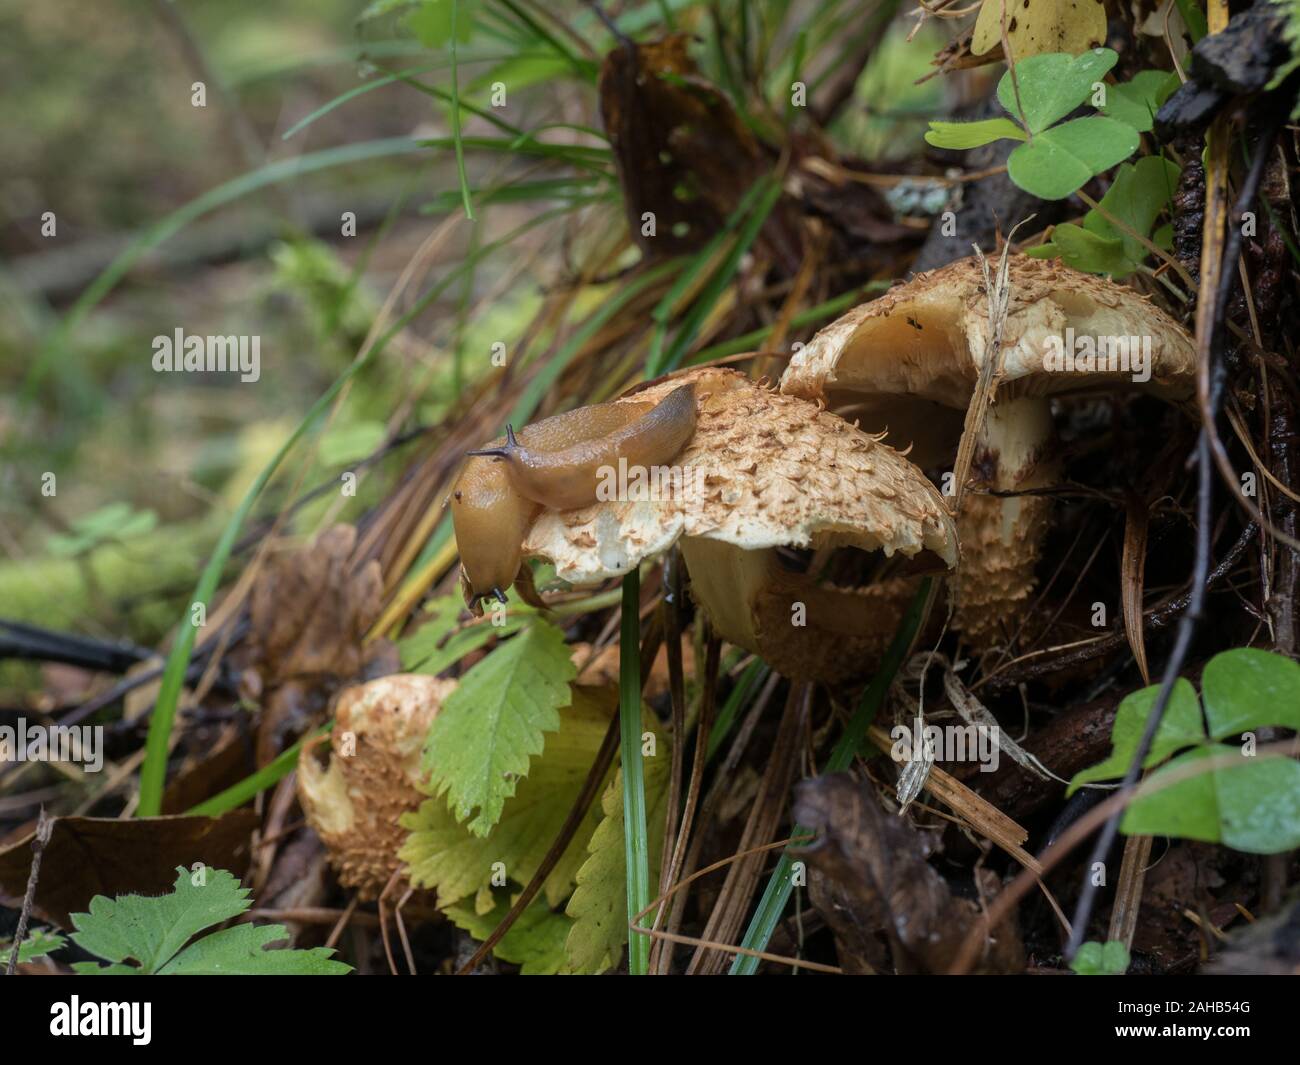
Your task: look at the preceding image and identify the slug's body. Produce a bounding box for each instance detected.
[452,384,697,606]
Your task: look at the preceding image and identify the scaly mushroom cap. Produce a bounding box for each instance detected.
[298,674,452,900]
[523,368,957,680]
[780,255,1196,647]
[782,255,1196,421]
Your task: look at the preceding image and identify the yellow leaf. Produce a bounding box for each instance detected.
[562,724,672,975]
[971,0,1107,58]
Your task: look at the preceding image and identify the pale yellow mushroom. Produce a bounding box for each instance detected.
[521,368,957,683]
[780,254,1196,647]
[298,674,453,900]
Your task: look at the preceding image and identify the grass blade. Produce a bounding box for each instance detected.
[450,0,474,221]
[619,568,651,975]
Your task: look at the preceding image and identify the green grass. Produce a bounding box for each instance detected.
[619,569,651,975]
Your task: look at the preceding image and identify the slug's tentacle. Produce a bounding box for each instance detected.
[484,383,698,511]
[451,395,665,606]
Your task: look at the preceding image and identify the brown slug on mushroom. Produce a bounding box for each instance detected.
[451,382,698,607]
[522,368,959,683]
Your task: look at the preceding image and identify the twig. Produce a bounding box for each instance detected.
[5,807,52,975]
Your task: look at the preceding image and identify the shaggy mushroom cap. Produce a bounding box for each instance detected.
[779,254,1197,647]
[781,254,1196,466]
[523,368,957,681]
[298,673,452,900]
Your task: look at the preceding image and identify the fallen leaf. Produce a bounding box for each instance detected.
[792,774,1022,973]
[0,811,258,928]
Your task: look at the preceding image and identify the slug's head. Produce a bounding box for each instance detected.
[450,447,537,610]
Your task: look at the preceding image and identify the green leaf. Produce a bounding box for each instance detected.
[1071,940,1131,975]
[1202,647,1300,738]
[924,117,1026,150]
[398,594,534,677]
[997,48,1118,134]
[318,420,387,467]
[563,729,671,974]
[1007,116,1140,200]
[422,618,578,835]
[402,688,614,907]
[445,892,572,974]
[1123,744,1300,854]
[69,867,349,975]
[2,929,66,965]
[1084,156,1179,267]
[157,924,348,975]
[1101,70,1179,133]
[1030,224,1130,275]
[406,0,476,47]
[48,503,158,557]
[1068,678,1203,793]
[1033,156,1179,276]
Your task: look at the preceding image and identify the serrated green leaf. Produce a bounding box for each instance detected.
[398,594,535,677]
[1202,647,1300,738]
[563,729,671,974]
[1007,116,1139,200]
[445,891,572,974]
[69,866,350,974]
[70,866,252,971]
[2,929,66,965]
[1071,939,1130,975]
[422,619,578,835]
[158,924,350,975]
[402,687,615,906]
[924,117,1026,150]
[997,49,1118,134]
[1068,678,1202,794]
[1101,70,1179,133]
[1122,744,1300,854]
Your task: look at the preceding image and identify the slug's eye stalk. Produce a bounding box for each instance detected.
[466,424,519,461]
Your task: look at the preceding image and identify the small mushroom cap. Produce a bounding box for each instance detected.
[780,255,1196,462]
[522,367,957,583]
[298,673,453,900]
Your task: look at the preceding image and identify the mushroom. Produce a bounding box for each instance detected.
[298,673,452,900]
[522,368,957,682]
[780,254,1197,645]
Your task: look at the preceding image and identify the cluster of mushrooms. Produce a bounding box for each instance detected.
[299,253,1197,896]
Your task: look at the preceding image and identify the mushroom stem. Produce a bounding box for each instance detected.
[952,396,1060,645]
[680,537,937,683]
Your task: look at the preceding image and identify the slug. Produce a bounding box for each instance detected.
[451,384,698,606]
[469,384,698,509]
